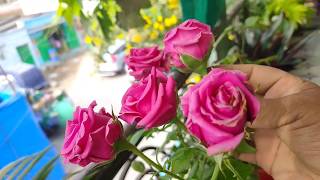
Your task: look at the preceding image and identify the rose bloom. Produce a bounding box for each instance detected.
[125,46,168,80]
[119,67,177,129]
[163,19,214,69]
[181,68,260,155]
[61,101,122,167]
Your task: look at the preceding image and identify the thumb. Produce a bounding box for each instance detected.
[249,97,287,129]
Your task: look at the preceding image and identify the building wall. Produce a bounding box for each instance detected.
[0,28,41,68]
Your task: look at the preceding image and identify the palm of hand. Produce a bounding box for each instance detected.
[225,65,320,180]
[252,82,320,179]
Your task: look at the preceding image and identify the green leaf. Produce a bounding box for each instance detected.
[131,161,145,173]
[261,13,284,46]
[32,155,59,180]
[95,7,113,41]
[231,158,256,180]
[8,156,34,179]
[187,161,199,179]
[0,156,27,178]
[195,159,205,179]
[223,158,255,180]
[181,55,203,72]
[235,140,256,153]
[245,16,259,28]
[207,49,218,67]
[64,169,84,179]
[266,0,314,25]
[220,53,239,65]
[17,146,51,180]
[169,148,198,174]
[158,175,171,180]
[57,0,82,25]
[203,164,214,180]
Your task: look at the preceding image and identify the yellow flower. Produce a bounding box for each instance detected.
[158,24,165,32]
[170,15,178,24]
[164,15,178,27]
[157,15,163,22]
[132,34,143,43]
[84,35,92,44]
[116,33,124,39]
[142,14,152,25]
[150,31,159,40]
[164,18,171,27]
[153,22,160,30]
[186,73,202,84]
[125,43,132,54]
[92,37,102,47]
[144,24,151,30]
[227,32,236,41]
[168,0,179,9]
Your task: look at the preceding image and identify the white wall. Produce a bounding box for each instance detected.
[19,0,58,15]
[0,28,41,69]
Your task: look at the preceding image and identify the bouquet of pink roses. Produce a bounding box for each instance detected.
[61,19,262,180]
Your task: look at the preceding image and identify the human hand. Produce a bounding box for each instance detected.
[223,64,320,180]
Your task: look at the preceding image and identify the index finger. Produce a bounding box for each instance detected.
[220,64,296,97]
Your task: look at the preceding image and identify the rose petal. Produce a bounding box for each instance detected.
[207,132,244,156]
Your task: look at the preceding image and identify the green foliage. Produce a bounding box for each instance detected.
[33,156,59,180]
[0,147,58,180]
[222,157,256,180]
[132,161,146,173]
[116,0,151,30]
[235,140,256,154]
[215,0,315,67]
[57,0,82,24]
[95,7,113,41]
[266,0,314,25]
[169,148,198,174]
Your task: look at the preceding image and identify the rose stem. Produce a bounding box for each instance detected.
[117,139,184,180]
[210,164,220,180]
[174,118,187,132]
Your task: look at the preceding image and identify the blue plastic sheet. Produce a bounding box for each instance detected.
[0,92,65,179]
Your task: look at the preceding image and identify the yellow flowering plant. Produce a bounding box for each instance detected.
[117,0,182,52]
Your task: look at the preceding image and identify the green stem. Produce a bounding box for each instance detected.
[214,26,232,48]
[174,119,187,132]
[117,139,184,180]
[210,164,220,180]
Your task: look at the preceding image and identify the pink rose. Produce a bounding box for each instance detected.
[61,101,122,167]
[119,67,177,129]
[125,46,168,80]
[181,68,260,155]
[163,19,214,69]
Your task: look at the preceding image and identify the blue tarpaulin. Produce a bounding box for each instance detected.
[0,92,65,179]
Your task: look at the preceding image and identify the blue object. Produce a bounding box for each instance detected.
[0,92,65,179]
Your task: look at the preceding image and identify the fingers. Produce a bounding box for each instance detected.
[238,153,257,164]
[220,64,287,95]
[249,97,287,129]
[221,64,318,98]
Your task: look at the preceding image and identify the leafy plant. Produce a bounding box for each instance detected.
[216,0,316,68]
[0,147,59,180]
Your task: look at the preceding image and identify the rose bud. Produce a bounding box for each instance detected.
[163,19,214,72]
